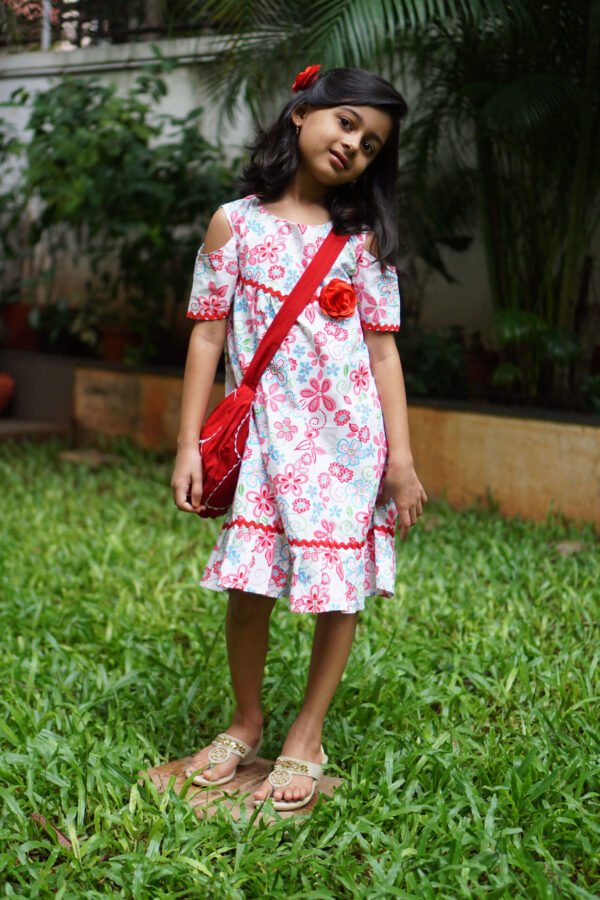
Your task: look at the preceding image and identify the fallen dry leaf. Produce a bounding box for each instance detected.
[58,449,119,467]
[550,540,588,557]
[422,514,442,532]
[31,812,72,848]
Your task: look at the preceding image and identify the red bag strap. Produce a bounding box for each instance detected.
[242,229,350,391]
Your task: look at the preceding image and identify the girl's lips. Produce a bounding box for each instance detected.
[329,150,348,171]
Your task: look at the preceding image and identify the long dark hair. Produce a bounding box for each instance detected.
[240,68,408,265]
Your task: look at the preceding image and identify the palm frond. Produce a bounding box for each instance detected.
[305,0,526,69]
[479,73,580,132]
[195,0,530,113]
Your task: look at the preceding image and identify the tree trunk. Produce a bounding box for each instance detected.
[143,0,164,39]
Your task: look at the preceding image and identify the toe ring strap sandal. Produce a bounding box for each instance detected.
[264,749,328,811]
[186,731,262,787]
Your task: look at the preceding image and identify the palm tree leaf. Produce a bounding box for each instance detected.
[197,0,529,108]
[479,73,580,132]
[305,0,524,69]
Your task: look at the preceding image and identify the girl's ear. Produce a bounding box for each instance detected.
[291,103,312,128]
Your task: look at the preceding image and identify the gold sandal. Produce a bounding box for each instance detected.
[186,731,262,786]
[255,748,327,811]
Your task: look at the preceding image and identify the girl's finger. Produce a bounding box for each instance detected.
[398,508,411,537]
[190,478,203,509]
[173,480,196,512]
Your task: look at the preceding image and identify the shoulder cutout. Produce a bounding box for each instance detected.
[363,232,379,257]
[203,207,234,253]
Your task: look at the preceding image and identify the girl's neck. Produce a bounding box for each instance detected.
[266,169,331,226]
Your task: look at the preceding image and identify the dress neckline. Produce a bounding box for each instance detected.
[256,198,332,229]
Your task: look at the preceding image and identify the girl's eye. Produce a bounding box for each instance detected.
[339,116,352,129]
[362,141,374,155]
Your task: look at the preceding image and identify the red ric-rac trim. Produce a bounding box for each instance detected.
[224,517,285,534]
[186,311,229,321]
[240,275,287,302]
[222,518,396,545]
[362,322,400,332]
[373,524,396,538]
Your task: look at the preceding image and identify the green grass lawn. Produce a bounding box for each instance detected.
[1,441,598,898]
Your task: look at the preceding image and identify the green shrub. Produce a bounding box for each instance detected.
[19,54,236,362]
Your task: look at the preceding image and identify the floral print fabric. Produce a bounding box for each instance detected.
[187,195,401,613]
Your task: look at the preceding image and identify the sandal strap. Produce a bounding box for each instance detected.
[207,732,252,765]
[272,754,324,781]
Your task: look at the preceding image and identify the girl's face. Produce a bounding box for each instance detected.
[292,104,393,188]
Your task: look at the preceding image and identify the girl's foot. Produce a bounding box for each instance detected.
[253,722,323,804]
[186,719,262,784]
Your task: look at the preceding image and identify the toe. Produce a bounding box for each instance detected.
[253,778,272,802]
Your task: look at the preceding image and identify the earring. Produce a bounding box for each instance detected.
[295,124,300,136]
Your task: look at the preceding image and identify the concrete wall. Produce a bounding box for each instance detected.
[0,37,250,150]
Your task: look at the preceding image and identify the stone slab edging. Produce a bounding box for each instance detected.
[73,366,600,524]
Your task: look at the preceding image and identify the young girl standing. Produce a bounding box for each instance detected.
[171,66,427,811]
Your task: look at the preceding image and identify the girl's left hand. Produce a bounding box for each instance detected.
[379,461,428,540]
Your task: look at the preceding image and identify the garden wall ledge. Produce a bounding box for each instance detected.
[0,36,227,80]
[73,365,600,525]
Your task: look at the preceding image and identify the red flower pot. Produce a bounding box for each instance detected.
[1,302,39,351]
[0,372,15,416]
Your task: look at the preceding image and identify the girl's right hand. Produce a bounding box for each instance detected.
[171,446,204,513]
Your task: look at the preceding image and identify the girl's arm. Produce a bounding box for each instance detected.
[364,330,427,539]
[171,209,232,513]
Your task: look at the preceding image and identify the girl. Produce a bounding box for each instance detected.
[171,66,427,811]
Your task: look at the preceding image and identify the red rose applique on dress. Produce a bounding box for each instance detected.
[319,279,357,319]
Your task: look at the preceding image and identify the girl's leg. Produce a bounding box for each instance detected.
[254,610,357,802]
[188,589,276,782]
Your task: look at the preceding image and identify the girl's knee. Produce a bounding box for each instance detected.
[228,591,276,622]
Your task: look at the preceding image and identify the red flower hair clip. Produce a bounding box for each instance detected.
[292,64,321,93]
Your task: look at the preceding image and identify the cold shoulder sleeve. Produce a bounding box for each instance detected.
[186,235,238,321]
[352,239,401,332]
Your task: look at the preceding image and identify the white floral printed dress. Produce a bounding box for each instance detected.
[187,195,401,614]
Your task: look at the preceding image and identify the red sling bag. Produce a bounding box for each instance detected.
[198,228,350,518]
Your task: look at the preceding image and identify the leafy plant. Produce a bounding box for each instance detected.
[0,108,25,307]
[21,51,236,362]
[581,374,600,413]
[396,326,466,400]
[493,309,580,402]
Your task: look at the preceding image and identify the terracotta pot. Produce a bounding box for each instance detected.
[99,325,136,363]
[465,347,498,400]
[1,302,39,351]
[0,371,15,415]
